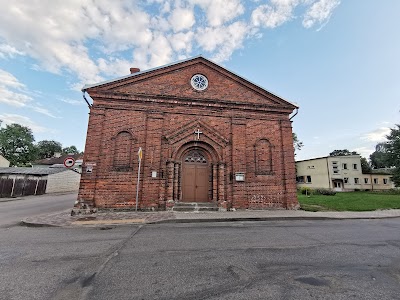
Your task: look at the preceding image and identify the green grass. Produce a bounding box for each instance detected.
[298,191,400,212]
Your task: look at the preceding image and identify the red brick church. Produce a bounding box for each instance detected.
[76,56,299,211]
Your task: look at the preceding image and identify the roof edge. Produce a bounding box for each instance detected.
[82,55,299,108]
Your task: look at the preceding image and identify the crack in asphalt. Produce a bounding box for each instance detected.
[52,225,143,300]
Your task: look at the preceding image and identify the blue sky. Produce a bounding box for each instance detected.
[0,0,399,161]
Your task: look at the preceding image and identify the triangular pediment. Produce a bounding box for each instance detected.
[84,56,297,110]
[164,119,229,147]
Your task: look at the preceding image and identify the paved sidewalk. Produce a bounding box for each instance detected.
[20,208,400,227]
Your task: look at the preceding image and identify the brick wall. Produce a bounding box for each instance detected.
[77,57,299,210]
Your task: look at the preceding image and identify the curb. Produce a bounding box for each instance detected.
[20,214,400,228]
[20,220,62,228]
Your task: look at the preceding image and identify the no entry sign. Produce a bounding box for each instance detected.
[63,157,75,168]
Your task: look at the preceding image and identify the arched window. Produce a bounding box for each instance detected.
[254,139,272,174]
[184,150,207,164]
[113,131,133,171]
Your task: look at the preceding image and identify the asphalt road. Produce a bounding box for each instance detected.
[0,193,76,227]
[1,219,400,300]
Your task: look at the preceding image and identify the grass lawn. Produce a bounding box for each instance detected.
[298,191,400,212]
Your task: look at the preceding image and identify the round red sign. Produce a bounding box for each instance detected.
[63,157,75,168]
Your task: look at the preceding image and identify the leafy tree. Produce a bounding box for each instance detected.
[293,133,303,153]
[369,142,391,169]
[0,122,37,166]
[385,124,400,187]
[62,145,79,154]
[360,157,372,173]
[329,149,359,156]
[36,140,62,159]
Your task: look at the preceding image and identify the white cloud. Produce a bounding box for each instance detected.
[0,113,49,133]
[170,32,194,53]
[193,0,245,27]
[30,106,58,118]
[60,98,85,106]
[0,43,24,58]
[353,146,374,158]
[361,127,390,142]
[169,8,195,32]
[196,22,249,62]
[251,0,300,28]
[0,69,32,107]
[303,0,341,29]
[0,0,341,89]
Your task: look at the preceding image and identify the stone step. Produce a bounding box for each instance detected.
[172,202,218,212]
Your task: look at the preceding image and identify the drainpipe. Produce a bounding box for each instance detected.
[82,90,92,109]
[289,108,299,121]
[326,157,332,190]
[370,173,373,191]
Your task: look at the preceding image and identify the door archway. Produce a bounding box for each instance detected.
[181,149,210,202]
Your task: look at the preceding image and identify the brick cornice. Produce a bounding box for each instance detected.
[90,92,293,115]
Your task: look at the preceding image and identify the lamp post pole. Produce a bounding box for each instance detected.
[135,147,142,211]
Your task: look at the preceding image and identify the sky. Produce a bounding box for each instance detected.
[0,0,399,161]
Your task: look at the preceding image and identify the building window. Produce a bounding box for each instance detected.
[344,177,349,184]
[364,178,369,184]
[296,176,305,183]
[342,163,348,169]
[353,164,358,170]
[333,166,339,174]
[306,176,312,183]
[354,178,359,184]
[374,178,378,184]
[383,178,388,184]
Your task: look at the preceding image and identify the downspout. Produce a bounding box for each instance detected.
[289,108,299,121]
[82,90,92,109]
[326,157,332,190]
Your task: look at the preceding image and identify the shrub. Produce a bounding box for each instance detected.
[371,189,400,195]
[314,188,336,196]
[300,187,314,195]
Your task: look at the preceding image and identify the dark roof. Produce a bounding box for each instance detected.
[0,167,69,176]
[33,153,83,165]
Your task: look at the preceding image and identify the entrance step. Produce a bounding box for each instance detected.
[172,202,219,212]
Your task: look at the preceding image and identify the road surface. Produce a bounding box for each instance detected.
[1,218,400,299]
[0,193,76,227]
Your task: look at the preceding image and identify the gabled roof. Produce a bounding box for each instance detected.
[82,55,298,108]
[0,167,70,175]
[33,154,83,166]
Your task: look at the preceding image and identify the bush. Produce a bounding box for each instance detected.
[314,188,336,196]
[300,187,314,195]
[371,189,400,195]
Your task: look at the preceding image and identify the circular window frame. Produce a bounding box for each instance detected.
[190,74,208,91]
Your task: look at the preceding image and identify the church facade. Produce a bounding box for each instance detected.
[77,56,299,211]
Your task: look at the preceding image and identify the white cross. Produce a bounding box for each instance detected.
[194,128,203,140]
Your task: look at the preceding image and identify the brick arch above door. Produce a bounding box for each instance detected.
[173,141,221,164]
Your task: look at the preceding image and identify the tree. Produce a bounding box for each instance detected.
[329,149,359,156]
[0,122,37,166]
[62,145,79,154]
[369,142,391,169]
[36,140,62,159]
[385,124,400,187]
[293,133,303,153]
[360,157,372,173]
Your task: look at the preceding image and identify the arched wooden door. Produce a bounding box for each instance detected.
[181,150,210,202]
